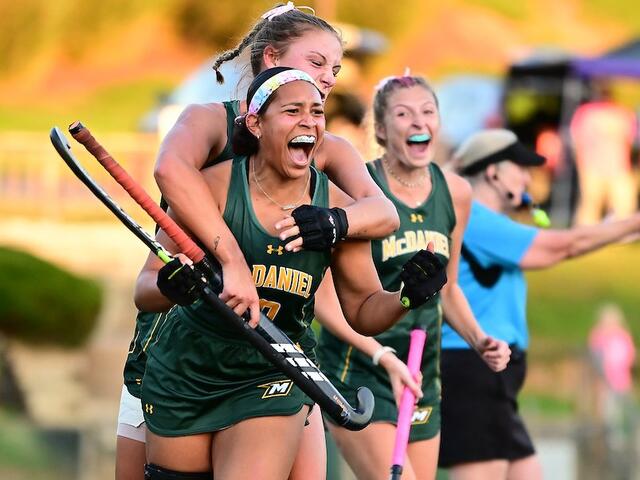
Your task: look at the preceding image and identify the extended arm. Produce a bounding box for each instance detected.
[314,269,423,402]
[276,134,399,247]
[153,104,260,324]
[520,212,640,269]
[320,134,399,238]
[440,173,510,371]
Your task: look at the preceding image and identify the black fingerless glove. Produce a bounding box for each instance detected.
[157,258,202,306]
[291,205,349,251]
[194,255,223,295]
[399,250,447,309]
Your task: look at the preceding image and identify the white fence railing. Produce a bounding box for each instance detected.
[0,131,160,221]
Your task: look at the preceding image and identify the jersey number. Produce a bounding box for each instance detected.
[259,299,281,321]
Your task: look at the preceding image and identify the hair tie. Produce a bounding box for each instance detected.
[374,67,415,91]
[262,2,295,20]
[261,2,315,21]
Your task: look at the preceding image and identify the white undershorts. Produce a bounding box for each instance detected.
[116,385,146,443]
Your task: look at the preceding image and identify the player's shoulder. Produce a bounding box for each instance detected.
[315,131,359,171]
[165,103,229,154]
[442,168,472,204]
[178,103,227,125]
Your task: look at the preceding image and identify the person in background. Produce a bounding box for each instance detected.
[439,128,640,480]
[589,303,635,396]
[570,81,638,225]
[317,74,510,480]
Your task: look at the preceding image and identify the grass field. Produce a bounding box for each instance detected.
[0,407,75,480]
[527,242,640,352]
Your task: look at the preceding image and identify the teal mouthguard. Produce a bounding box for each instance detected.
[408,133,431,143]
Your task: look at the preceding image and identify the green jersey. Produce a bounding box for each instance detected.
[123,100,241,398]
[141,157,332,436]
[180,157,331,341]
[317,159,456,441]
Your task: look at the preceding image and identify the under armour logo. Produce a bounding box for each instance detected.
[145,403,154,414]
[410,213,424,223]
[267,244,284,255]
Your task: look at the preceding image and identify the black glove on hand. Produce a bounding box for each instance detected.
[157,258,202,306]
[194,255,223,294]
[399,250,447,309]
[291,205,349,251]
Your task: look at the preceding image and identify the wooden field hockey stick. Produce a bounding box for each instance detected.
[389,327,428,479]
[50,124,374,431]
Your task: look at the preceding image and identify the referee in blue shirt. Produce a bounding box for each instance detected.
[439,129,640,480]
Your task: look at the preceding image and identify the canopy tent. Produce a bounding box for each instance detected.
[501,39,640,225]
[572,39,640,78]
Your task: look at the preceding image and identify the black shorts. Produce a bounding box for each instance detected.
[438,347,535,467]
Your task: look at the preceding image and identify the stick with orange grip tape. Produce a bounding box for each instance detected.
[49,123,374,431]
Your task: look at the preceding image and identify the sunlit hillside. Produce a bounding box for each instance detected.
[0,0,638,131]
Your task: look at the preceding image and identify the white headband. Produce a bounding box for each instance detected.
[248,69,319,115]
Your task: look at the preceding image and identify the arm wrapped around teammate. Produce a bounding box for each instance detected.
[399,250,447,309]
[291,204,349,251]
[156,258,203,306]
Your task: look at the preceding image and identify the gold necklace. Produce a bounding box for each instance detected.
[252,159,310,211]
[382,156,427,188]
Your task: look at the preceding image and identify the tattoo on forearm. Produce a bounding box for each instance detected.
[213,236,220,251]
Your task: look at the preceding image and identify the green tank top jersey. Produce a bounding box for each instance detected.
[141,157,332,436]
[317,159,456,441]
[123,100,241,398]
[208,100,241,165]
[180,156,331,341]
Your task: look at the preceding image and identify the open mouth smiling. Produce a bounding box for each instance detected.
[288,135,317,165]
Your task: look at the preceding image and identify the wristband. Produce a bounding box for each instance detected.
[372,346,397,366]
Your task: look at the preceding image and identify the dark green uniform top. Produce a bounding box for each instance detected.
[180,157,331,341]
[140,156,332,436]
[123,100,241,398]
[317,159,455,441]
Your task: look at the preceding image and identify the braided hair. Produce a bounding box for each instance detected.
[212,6,340,84]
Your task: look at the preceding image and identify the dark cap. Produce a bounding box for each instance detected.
[454,129,546,176]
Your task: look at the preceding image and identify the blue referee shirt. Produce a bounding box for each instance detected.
[441,201,538,350]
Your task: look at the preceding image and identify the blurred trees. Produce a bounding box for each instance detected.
[0,0,169,72]
[0,245,102,410]
[0,0,419,75]
[0,246,102,346]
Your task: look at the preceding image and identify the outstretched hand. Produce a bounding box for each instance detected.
[475,336,511,372]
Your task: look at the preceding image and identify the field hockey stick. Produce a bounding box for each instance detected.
[50,124,374,430]
[389,327,427,480]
